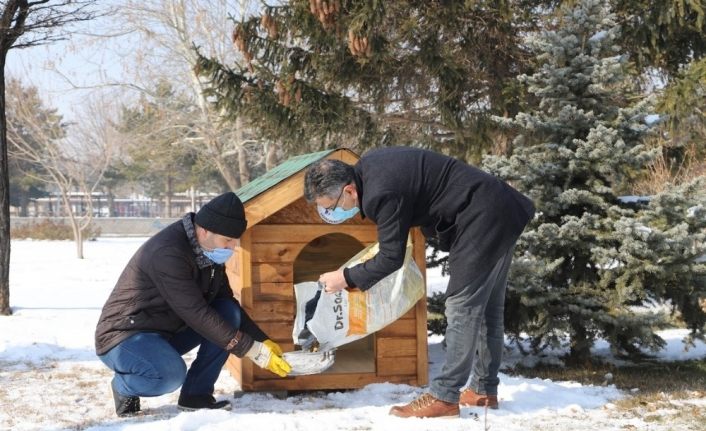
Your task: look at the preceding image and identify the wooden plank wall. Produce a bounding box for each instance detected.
[242,224,373,389]
[225,223,428,390]
[376,309,419,377]
[239,224,376,353]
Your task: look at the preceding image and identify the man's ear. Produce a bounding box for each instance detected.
[195,224,208,239]
[346,183,358,199]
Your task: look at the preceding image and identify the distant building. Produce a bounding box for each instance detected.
[10,191,219,218]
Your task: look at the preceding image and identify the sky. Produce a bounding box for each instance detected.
[6,2,135,122]
[1,237,705,430]
[5,1,255,124]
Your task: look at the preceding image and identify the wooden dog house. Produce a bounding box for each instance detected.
[224,148,428,392]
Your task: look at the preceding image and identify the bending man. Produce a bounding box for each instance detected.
[304,147,534,418]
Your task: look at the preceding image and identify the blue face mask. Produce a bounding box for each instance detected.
[317,205,360,224]
[202,247,234,264]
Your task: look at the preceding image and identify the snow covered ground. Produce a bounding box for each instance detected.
[1,238,704,430]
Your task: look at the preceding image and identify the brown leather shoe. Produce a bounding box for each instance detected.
[459,388,498,409]
[389,393,460,418]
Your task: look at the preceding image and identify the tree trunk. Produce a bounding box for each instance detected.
[266,142,279,171]
[227,167,241,190]
[165,176,173,218]
[75,223,84,259]
[490,128,512,157]
[19,191,29,217]
[567,316,592,365]
[0,57,12,315]
[107,189,115,217]
[236,117,250,187]
[60,190,84,259]
[238,147,249,187]
[213,144,240,190]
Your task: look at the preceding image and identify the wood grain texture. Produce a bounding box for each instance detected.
[412,228,429,385]
[261,197,372,225]
[377,357,417,376]
[241,372,418,391]
[250,224,377,243]
[376,338,417,358]
[255,282,295,301]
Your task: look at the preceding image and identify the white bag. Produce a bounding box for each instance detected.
[292,237,425,351]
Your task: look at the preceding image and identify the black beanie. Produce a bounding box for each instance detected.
[194,192,247,238]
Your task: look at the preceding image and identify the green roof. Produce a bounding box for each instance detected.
[235,149,337,203]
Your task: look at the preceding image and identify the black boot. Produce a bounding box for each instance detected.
[177,394,232,411]
[111,378,141,417]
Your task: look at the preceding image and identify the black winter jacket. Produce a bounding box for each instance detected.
[342,147,535,295]
[95,214,266,356]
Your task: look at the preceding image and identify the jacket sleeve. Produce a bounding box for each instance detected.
[238,306,269,342]
[150,247,251,355]
[344,193,412,290]
[215,268,268,342]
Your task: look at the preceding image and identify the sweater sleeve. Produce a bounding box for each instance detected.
[345,193,412,290]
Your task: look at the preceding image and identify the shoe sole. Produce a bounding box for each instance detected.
[110,380,141,416]
[116,411,142,417]
[389,409,460,418]
[390,413,460,418]
[459,403,498,409]
[177,403,232,412]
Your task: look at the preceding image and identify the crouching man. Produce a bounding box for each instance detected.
[95,192,291,416]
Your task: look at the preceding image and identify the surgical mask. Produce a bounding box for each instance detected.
[317,205,360,224]
[202,247,234,264]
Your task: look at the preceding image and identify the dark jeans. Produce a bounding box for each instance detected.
[98,298,242,398]
[429,246,513,404]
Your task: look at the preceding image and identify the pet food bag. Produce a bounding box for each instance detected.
[292,237,425,351]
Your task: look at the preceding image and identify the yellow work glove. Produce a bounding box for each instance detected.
[264,339,283,356]
[245,340,292,377]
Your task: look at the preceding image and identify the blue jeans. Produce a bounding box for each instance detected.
[429,247,513,404]
[98,298,242,398]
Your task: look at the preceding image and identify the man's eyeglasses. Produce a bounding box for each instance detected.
[323,183,349,212]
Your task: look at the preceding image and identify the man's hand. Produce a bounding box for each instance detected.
[319,269,347,293]
[245,340,292,377]
[264,339,283,356]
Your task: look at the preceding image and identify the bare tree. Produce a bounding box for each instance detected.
[7,80,117,259]
[122,0,267,190]
[116,82,204,218]
[0,0,101,315]
[63,97,121,256]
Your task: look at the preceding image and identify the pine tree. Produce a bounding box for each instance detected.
[6,78,50,216]
[484,0,706,363]
[627,180,706,346]
[656,57,706,162]
[194,1,544,161]
[612,0,706,74]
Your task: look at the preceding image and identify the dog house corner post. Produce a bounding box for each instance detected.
[412,228,429,385]
[224,228,254,387]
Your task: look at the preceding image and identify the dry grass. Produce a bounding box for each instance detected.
[0,360,116,430]
[634,143,705,195]
[509,358,706,394]
[508,358,706,429]
[0,353,215,431]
